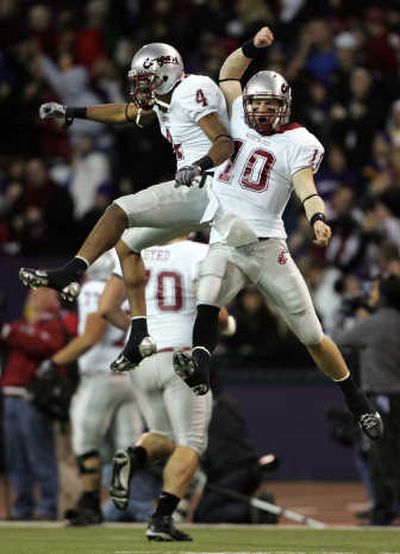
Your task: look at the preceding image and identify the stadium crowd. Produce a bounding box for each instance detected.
[1,0,399,369]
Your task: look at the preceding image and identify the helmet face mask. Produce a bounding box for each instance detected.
[243,71,291,135]
[128,42,184,109]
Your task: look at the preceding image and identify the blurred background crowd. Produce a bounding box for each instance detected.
[0,0,399,369]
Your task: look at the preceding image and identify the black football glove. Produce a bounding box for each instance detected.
[174,164,202,187]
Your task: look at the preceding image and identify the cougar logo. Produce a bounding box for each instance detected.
[277,249,288,265]
[143,55,180,69]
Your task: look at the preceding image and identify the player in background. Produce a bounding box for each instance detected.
[40,253,143,525]
[172,28,383,440]
[98,237,235,541]
[19,41,235,373]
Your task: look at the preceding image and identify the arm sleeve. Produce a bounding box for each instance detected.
[288,132,325,176]
[180,77,223,123]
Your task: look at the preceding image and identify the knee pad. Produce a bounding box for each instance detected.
[77,451,100,475]
[294,311,324,346]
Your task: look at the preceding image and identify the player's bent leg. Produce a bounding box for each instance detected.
[110,240,156,372]
[65,451,103,526]
[146,446,198,542]
[174,248,246,395]
[110,433,175,510]
[19,203,128,302]
[307,336,383,440]
[255,242,383,441]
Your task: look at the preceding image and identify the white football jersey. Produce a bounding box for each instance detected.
[143,241,208,349]
[210,96,324,241]
[77,280,128,375]
[154,74,228,170]
[114,241,208,350]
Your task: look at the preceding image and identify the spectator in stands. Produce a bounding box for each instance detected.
[20,158,76,254]
[332,275,400,525]
[331,67,385,168]
[386,100,400,148]
[70,134,111,219]
[363,7,398,79]
[0,288,69,520]
[316,144,356,203]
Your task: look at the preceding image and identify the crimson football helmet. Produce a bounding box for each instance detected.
[243,70,292,135]
[128,42,184,109]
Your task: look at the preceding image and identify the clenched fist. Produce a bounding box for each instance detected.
[253,26,274,48]
[39,102,67,121]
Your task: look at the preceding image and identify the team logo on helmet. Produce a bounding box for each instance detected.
[143,55,180,70]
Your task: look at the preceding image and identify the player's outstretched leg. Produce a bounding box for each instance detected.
[307,336,383,440]
[19,258,87,303]
[19,204,128,302]
[110,446,147,510]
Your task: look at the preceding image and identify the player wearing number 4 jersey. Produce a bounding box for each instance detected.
[173,27,383,442]
[99,238,233,541]
[39,253,142,526]
[19,41,234,373]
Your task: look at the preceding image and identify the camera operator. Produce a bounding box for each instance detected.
[332,274,400,525]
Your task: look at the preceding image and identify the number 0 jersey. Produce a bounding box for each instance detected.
[77,280,128,375]
[154,74,228,170]
[113,241,208,351]
[210,96,324,241]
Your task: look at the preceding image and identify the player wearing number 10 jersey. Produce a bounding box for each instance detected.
[173,27,383,442]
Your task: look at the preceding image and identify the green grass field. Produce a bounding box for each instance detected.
[0,525,399,554]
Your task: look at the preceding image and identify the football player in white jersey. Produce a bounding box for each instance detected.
[42,253,143,525]
[173,28,383,441]
[98,238,233,541]
[19,42,234,372]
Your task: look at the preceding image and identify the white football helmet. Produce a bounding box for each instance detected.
[128,42,184,109]
[85,251,115,282]
[243,70,292,135]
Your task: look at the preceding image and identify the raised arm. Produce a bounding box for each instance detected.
[293,167,332,247]
[39,101,156,127]
[219,26,274,113]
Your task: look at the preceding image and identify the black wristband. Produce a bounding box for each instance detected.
[241,39,260,59]
[310,212,327,227]
[65,106,87,126]
[194,155,214,172]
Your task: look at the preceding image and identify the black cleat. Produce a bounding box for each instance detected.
[357,411,384,440]
[65,507,103,526]
[110,336,157,372]
[146,515,193,542]
[109,448,136,510]
[64,492,103,526]
[173,351,209,396]
[19,267,80,303]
